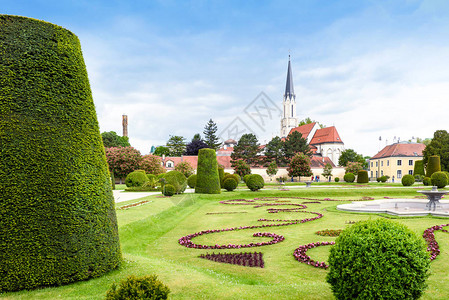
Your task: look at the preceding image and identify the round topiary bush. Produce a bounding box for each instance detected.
[246,174,265,191]
[0,15,121,292]
[223,174,240,185]
[431,171,448,188]
[163,184,176,196]
[223,178,238,191]
[379,175,388,183]
[243,174,251,183]
[426,155,441,177]
[187,174,197,188]
[423,176,431,186]
[334,177,340,182]
[195,148,221,194]
[125,170,149,187]
[343,172,355,183]
[162,170,187,194]
[356,170,369,183]
[326,219,430,299]
[401,174,415,186]
[106,275,170,300]
[232,173,241,183]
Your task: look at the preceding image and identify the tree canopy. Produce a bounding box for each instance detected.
[338,149,365,167]
[423,130,449,172]
[287,153,313,178]
[167,135,186,157]
[185,139,209,155]
[298,117,325,129]
[231,133,261,167]
[203,119,221,150]
[101,131,130,148]
[153,146,170,157]
[264,136,285,166]
[283,131,312,163]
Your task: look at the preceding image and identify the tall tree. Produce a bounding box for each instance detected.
[153,146,170,157]
[423,130,449,172]
[298,117,326,129]
[283,131,312,165]
[166,135,186,156]
[203,119,221,150]
[105,146,142,179]
[266,161,278,180]
[287,152,313,178]
[338,149,365,167]
[185,139,209,155]
[264,136,285,166]
[322,163,333,180]
[101,131,130,148]
[140,154,166,175]
[231,133,261,167]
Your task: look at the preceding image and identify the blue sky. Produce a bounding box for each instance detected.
[3,0,449,156]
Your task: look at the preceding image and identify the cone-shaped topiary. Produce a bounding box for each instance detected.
[426,155,441,177]
[0,15,121,292]
[356,170,369,183]
[195,148,221,194]
[413,160,425,176]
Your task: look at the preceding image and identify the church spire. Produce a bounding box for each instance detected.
[284,55,295,99]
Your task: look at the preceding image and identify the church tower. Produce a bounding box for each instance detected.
[280,55,298,137]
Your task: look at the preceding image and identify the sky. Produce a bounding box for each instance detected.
[2,0,449,157]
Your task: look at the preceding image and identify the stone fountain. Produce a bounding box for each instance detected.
[417,186,448,211]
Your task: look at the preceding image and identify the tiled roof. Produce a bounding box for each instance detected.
[371,143,425,159]
[309,126,343,145]
[289,122,316,139]
[162,155,233,169]
[311,155,336,168]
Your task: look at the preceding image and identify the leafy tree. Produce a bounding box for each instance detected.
[264,136,285,166]
[185,139,209,155]
[266,161,278,181]
[231,133,261,167]
[338,149,364,167]
[287,153,313,178]
[415,137,432,146]
[140,154,166,175]
[192,133,202,141]
[153,146,170,157]
[167,135,186,157]
[101,131,130,148]
[283,131,312,164]
[423,130,449,172]
[298,117,325,128]
[345,162,363,175]
[174,161,195,178]
[322,163,333,180]
[203,119,221,150]
[105,146,142,179]
[233,160,251,178]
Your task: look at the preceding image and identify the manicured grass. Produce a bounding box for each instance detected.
[2,187,449,299]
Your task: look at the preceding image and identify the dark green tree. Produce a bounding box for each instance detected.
[423,130,449,172]
[231,133,261,167]
[298,117,326,128]
[101,131,130,148]
[166,135,186,157]
[203,119,221,150]
[153,146,170,157]
[338,149,365,167]
[283,131,312,164]
[192,133,202,141]
[264,136,285,166]
[185,139,209,155]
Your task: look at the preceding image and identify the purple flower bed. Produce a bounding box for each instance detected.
[315,229,342,237]
[293,241,335,269]
[423,224,449,260]
[199,252,264,268]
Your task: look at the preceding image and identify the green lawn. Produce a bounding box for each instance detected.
[2,187,449,299]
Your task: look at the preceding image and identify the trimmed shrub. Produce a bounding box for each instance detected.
[223,178,238,191]
[195,148,221,194]
[356,170,369,183]
[246,174,265,191]
[343,173,355,183]
[224,174,240,185]
[444,171,449,180]
[414,174,424,182]
[334,177,340,182]
[327,219,430,299]
[379,176,388,183]
[187,174,197,188]
[161,170,187,194]
[431,171,448,188]
[163,184,176,196]
[243,174,251,183]
[106,275,170,300]
[125,170,149,187]
[413,160,425,176]
[174,161,194,178]
[423,176,431,186]
[233,173,241,183]
[218,167,225,187]
[0,15,121,292]
[401,174,415,186]
[111,172,116,190]
[426,155,441,177]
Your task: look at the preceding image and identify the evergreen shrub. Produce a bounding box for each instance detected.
[343,173,355,183]
[218,167,225,187]
[401,174,415,186]
[334,177,339,182]
[243,174,251,183]
[413,160,425,176]
[106,275,170,300]
[426,155,441,177]
[246,174,265,191]
[224,174,240,185]
[0,15,121,292]
[195,148,221,194]
[327,219,430,299]
[163,184,176,196]
[356,170,369,183]
[377,176,387,183]
[431,171,448,188]
[423,177,431,186]
[187,174,197,188]
[161,171,187,194]
[125,170,149,187]
[223,178,238,191]
[414,174,424,182]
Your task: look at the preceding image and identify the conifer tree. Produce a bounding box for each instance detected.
[283,131,312,165]
[231,133,261,167]
[203,119,221,150]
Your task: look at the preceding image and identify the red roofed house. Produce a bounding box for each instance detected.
[369,142,425,181]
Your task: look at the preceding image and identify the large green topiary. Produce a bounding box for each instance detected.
[187,174,197,188]
[246,174,265,191]
[125,170,149,187]
[426,155,441,177]
[327,219,430,299]
[195,148,221,194]
[401,174,415,186]
[343,172,355,183]
[431,171,447,188]
[0,15,121,292]
[356,170,369,183]
[413,160,425,176]
[161,170,187,194]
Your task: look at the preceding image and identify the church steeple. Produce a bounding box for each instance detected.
[280,55,298,138]
[284,55,295,99]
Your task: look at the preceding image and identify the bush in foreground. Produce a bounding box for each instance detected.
[163,184,176,196]
[401,174,415,186]
[246,174,265,191]
[106,275,170,300]
[343,173,355,183]
[327,219,430,299]
[431,171,448,188]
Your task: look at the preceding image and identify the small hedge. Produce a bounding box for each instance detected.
[401,174,415,186]
[246,174,265,191]
[223,174,240,185]
[223,178,238,191]
[125,170,149,187]
[187,174,197,188]
[195,148,221,194]
[327,219,430,299]
[161,170,187,194]
[106,275,170,300]
[334,177,339,182]
[163,184,176,196]
[431,171,448,188]
[423,176,431,186]
[356,170,368,183]
[0,15,121,292]
[426,155,441,177]
[343,173,355,183]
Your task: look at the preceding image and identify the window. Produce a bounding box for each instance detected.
[291,105,294,117]
[376,171,378,178]
[409,160,413,166]
[381,161,383,167]
[371,171,373,178]
[397,160,402,166]
[387,160,389,166]
[376,161,378,167]
[397,170,402,179]
[409,170,413,175]
[381,171,383,176]
[166,161,174,168]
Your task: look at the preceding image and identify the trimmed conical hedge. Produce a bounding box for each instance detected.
[195,148,221,194]
[0,15,121,292]
[426,155,441,178]
[413,160,425,176]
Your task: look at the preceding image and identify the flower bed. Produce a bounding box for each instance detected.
[293,241,335,269]
[199,252,264,268]
[117,200,152,210]
[315,229,342,237]
[423,224,449,260]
